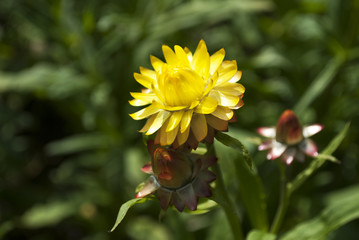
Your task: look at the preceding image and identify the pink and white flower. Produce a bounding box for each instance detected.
[257,110,323,165]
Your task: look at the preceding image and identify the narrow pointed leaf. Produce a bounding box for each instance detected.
[110,198,150,232]
[214,132,268,231]
[287,122,350,194]
[281,185,359,240]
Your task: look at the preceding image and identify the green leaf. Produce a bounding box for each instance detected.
[247,230,276,240]
[45,133,111,156]
[21,201,77,228]
[110,198,150,232]
[215,131,253,168]
[287,122,350,194]
[215,132,269,231]
[281,184,359,240]
[294,58,344,115]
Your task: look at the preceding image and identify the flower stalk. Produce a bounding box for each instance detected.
[270,160,290,234]
[208,144,244,240]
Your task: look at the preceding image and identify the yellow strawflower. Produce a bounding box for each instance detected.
[129,40,245,148]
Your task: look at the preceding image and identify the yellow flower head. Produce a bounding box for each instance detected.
[129,40,245,148]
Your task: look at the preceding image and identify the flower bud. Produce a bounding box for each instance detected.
[136,140,217,211]
[152,148,192,189]
[275,110,303,145]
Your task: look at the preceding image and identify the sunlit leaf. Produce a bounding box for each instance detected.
[281,184,359,240]
[215,132,268,231]
[287,122,350,194]
[21,201,77,228]
[247,230,276,240]
[110,198,151,232]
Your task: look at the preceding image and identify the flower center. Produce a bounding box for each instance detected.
[157,65,205,107]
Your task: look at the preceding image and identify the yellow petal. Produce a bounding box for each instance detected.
[228,70,242,83]
[158,120,178,146]
[184,47,193,62]
[130,92,156,103]
[214,82,245,96]
[139,114,157,132]
[174,45,191,67]
[146,110,171,135]
[150,55,165,72]
[211,106,233,120]
[129,104,161,120]
[209,90,239,107]
[217,60,237,85]
[140,67,156,80]
[190,114,208,142]
[210,48,225,75]
[180,109,193,133]
[206,115,228,131]
[162,45,178,65]
[195,97,218,114]
[134,73,153,89]
[129,98,150,106]
[176,125,190,146]
[166,111,184,132]
[192,40,210,80]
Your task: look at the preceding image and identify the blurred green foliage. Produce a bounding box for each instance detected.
[0,0,358,239]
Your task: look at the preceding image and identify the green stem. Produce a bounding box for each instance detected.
[211,157,244,240]
[270,160,290,234]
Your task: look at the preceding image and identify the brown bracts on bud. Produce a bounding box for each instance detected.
[257,110,323,165]
[275,110,303,145]
[136,140,217,212]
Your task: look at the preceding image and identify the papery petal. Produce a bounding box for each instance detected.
[150,55,165,72]
[184,47,193,62]
[130,92,156,105]
[174,45,191,67]
[214,82,245,96]
[209,48,225,75]
[133,73,153,89]
[216,60,237,85]
[192,40,210,80]
[128,98,151,107]
[180,110,194,133]
[166,111,184,132]
[206,114,228,131]
[162,45,178,65]
[303,124,323,138]
[195,97,218,114]
[267,141,286,160]
[257,127,276,138]
[176,125,190,146]
[208,90,239,107]
[146,110,171,135]
[282,147,296,165]
[164,124,179,146]
[300,138,318,157]
[139,114,156,133]
[139,67,156,80]
[177,184,197,211]
[141,162,153,174]
[129,104,161,120]
[136,176,159,198]
[228,70,242,83]
[211,106,234,121]
[258,140,273,151]
[191,114,208,142]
